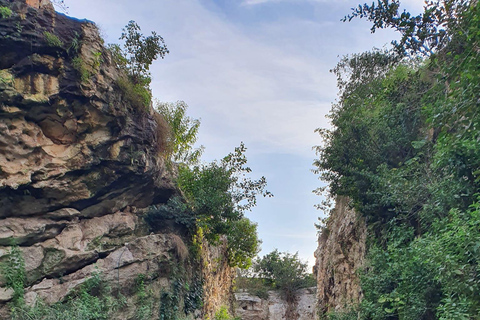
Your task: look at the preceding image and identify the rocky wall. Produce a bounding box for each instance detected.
[314,197,366,317]
[235,288,317,320]
[0,1,234,318]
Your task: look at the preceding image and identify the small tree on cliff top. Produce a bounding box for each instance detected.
[120,20,169,85]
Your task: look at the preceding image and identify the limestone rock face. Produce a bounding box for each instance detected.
[314,197,367,317]
[0,0,235,318]
[235,288,317,320]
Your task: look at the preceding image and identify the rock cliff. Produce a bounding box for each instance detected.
[314,197,366,317]
[235,288,317,320]
[0,1,234,318]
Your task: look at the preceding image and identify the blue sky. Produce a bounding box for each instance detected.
[65,0,423,268]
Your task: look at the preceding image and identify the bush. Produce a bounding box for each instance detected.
[10,272,122,320]
[43,31,63,48]
[72,56,90,83]
[226,218,260,269]
[0,6,12,18]
[120,20,169,84]
[214,306,240,320]
[116,76,152,110]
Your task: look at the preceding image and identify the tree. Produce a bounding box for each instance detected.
[177,143,271,241]
[175,143,271,268]
[344,0,474,56]
[155,100,203,165]
[119,20,169,85]
[254,250,314,301]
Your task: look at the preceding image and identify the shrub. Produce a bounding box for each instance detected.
[163,143,271,268]
[9,272,121,320]
[116,76,152,110]
[72,56,90,83]
[214,306,239,320]
[109,21,169,112]
[226,218,260,269]
[43,31,63,48]
[0,6,12,18]
[314,2,480,318]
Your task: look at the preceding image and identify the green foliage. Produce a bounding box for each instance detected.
[116,75,152,109]
[184,278,203,314]
[253,250,315,301]
[213,306,240,320]
[134,274,153,320]
[109,21,168,110]
[359,199,480,320]
[119,20,169,85]
[0,249,124,319]
[10,272,122,320]
[43,31,63,48]
[157,262,203,320]
[314,60,428,221]
[67,32,81,56]
[344,0,473,56]
[72,56,90,83]
[107,43,128,71]
[226,218,260,269]
[155,100,203,164]
[315,1,480,318]
[324,309,359,320]
[0,6,12,18]
[147,142,270,269]
[175,143,270,268]
[145,196,196,232]
[1,246,26,306]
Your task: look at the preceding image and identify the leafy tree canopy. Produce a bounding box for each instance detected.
[253,250,315,301]
[155,100,204,165]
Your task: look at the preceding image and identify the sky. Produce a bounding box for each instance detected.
[64,0,424,269]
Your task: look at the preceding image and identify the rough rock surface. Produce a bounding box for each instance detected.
[0,0,235,318]
[314,197,366,317]
[235,288,317,320]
